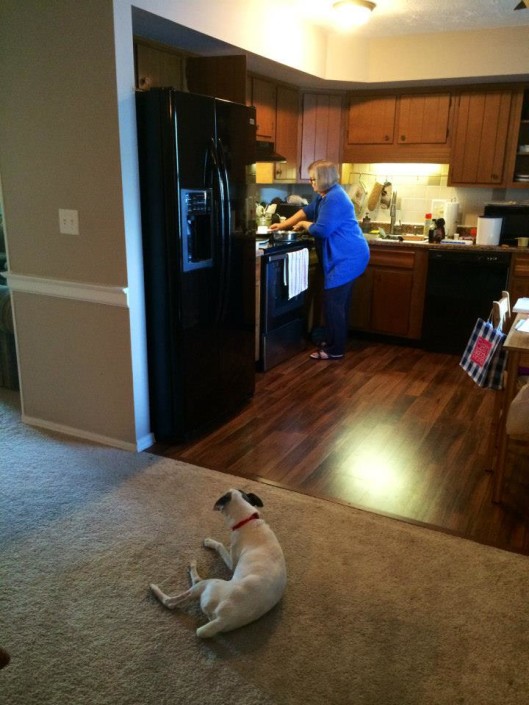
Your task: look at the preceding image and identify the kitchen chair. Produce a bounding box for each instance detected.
[487,293,529,502]
[493,359,529,505]
[485,291,512,471]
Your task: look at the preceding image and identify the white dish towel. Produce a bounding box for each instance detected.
[284,248,309,299]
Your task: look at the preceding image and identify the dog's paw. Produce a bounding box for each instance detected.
[150,583,164,602]
[203,538,216,549]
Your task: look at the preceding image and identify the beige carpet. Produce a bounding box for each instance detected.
[1,387,529,705]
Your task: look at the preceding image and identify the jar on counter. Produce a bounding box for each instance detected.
[257,214,272,228]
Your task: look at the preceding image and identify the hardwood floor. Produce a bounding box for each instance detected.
[148,338,529,555]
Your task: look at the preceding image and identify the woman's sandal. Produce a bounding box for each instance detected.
[309,350,344,360]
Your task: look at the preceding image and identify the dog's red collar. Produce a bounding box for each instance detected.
[232,512,260,531]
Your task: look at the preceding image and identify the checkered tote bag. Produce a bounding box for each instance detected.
[459,317,508,390]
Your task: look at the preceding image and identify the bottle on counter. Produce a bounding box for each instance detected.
[361,214,371,233]
[434,218,446,241]
[423,213,433,238]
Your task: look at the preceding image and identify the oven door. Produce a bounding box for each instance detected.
[260,248,308,370]
[262,251,306,333]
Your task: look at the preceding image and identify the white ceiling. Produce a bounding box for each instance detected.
[302,0,529,37]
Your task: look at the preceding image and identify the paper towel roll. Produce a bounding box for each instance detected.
[444,201,459,238]
[476,216,502,246]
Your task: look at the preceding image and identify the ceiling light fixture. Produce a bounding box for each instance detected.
[332,0,376,29]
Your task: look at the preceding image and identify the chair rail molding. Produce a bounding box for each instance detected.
[4,272,129,308]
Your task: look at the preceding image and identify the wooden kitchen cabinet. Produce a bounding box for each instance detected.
[300,92,343,180]
[349,247,428,339]
[343,91,452,163]
[135,41,247,103]
[347,95,396,145]
[396,93,451,144]
[251,77,276,142]
[449,89,514,186]
[135,41,186,91]
[274,85,300,181]
[186,55,247,104]
[507,88,529,188]
[509,252,529,304]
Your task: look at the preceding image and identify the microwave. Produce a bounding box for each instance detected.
[483,202,529,246]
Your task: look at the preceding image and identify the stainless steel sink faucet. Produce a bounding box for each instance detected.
[389,190,397,233]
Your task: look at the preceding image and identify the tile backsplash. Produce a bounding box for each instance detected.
[256,162,528,232]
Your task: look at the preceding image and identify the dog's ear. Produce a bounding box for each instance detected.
[214,491,232,511]
[241,491,264,508]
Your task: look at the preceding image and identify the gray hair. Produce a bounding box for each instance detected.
[308,160,340,191]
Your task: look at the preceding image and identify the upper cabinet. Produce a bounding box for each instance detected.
[249,77,300,181]
[186,55,247,104]
[448,89,514,186]
[396,94,451,144]
[250,77,276,142]
[135,41,186,91]
[343,91,452,163]
[347,95,396,144]
[508,88,529,188]
[135,41,246,103]
[300,93,343,181]
[274,85,300,181]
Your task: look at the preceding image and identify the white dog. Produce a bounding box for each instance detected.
[150,489,287,638]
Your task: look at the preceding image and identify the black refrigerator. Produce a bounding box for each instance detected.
[136,88,257,442]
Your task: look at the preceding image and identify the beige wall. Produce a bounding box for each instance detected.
[13,292,136,444]
[1,1,126,284]
[0,0,150,450]
[330,26,529,85]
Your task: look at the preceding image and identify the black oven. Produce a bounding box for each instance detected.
[259,242,310,371]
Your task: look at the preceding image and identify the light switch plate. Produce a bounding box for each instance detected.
[59,208,79,235]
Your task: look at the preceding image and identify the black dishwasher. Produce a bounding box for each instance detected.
[422,249,511,354]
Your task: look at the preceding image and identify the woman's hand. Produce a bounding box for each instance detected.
[293,221,312,231]
[266,209,308,232]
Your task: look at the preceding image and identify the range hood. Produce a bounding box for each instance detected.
[255,141,287,163]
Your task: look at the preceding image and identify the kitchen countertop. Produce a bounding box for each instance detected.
[254,233,529,256]
[368,239,526,254]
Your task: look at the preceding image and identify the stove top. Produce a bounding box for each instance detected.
[255,233,313,255]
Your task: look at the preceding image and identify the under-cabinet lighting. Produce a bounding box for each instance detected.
[373,163,445,177]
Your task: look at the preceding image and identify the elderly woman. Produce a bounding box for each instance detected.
[270,160,369,360]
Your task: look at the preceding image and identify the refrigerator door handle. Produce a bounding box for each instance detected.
[208,139,228,324]
[210,138,232,324]
[216,138,232,322]
[216,138,231,235]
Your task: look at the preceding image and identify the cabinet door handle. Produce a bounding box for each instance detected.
[400,135,406,142]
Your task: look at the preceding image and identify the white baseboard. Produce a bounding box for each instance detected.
[22,414,155,453]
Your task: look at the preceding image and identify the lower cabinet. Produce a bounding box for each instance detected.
[509,252,529,303]
[349,247,428,339]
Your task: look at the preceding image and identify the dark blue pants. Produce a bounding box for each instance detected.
[323,280,354,356]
